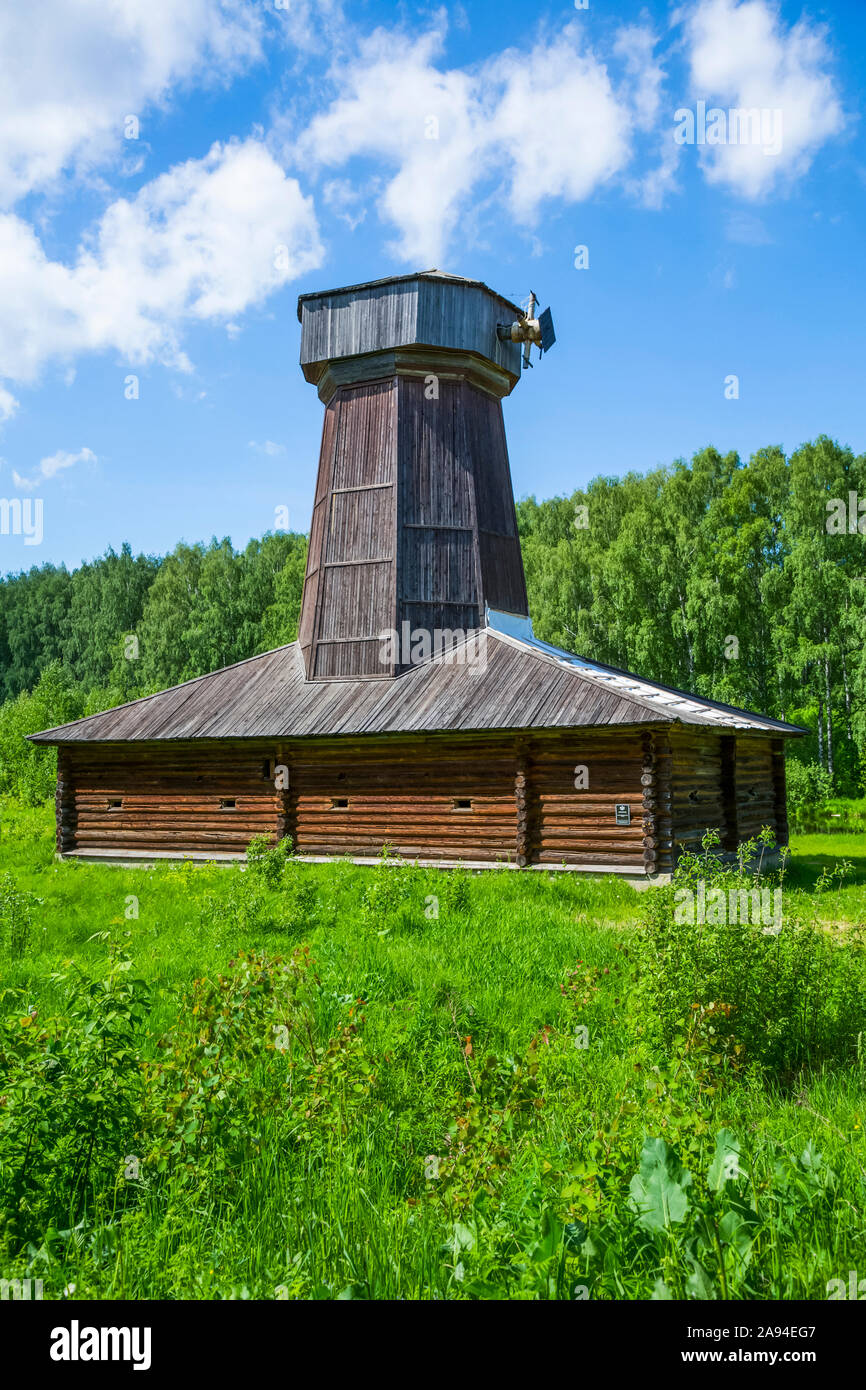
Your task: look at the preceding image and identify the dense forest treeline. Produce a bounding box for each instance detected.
[519,436,866,793]
[1,435,864,801]
[0,531,308,701]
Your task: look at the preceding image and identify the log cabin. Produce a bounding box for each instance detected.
[30,270,804,880]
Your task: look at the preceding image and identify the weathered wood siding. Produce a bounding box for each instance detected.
[462,381,528,617]
[531,731,647,869]
[397,375,527,634]
[670,729,786,853]
[298,273,523,384]
[670,729,725,852]
[64,743,280,855]
[291,738,518,861]
[735,736,777,841]
[303,378,398,680]
[299,376,528,682]
[397,375,480,646]
[57,728,788,867]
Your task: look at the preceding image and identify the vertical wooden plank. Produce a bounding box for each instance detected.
[720,734,738,851]
[56,747,77,853]
[771,738,788,846]
[515,743,535,867]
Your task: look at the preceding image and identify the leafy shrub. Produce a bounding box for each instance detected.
[0,872,39,958]
[0,937,148,1251]
[246,834,293,886]
[282,873,319,932]
[430,1049,542,1218]
[635,835,866,1071]
[0,665,139,806]
[625,1130,837,1301]
[0,663,86,804]
[144,948,320,1179]
[299,1011,377,1141]
[144,949,375,1176]
[786,758,833,815]
[201,847,317,937]
[360,848,425,934]
[441,866,472,916]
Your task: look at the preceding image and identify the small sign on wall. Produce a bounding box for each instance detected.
[615,803,631,826]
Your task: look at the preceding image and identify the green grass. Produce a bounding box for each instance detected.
[790,796,866,836]
[785,832,866,928]
[1,801,864,1301]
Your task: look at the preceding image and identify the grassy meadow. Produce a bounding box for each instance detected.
[1,800,865,1301]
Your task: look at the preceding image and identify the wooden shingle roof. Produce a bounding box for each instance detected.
[29,629,803,744]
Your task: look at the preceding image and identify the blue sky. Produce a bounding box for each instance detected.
[0,0,863,572]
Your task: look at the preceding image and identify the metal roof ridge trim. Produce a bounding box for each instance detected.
[494,630,802,733]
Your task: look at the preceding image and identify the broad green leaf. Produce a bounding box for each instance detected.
[686,1260,717,1300]
[651,1277,674,1300]
[718,1204,759,1272]
[628,1137,692,1231]
[708,1128,744,1191]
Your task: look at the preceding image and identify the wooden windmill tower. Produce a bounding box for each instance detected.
[295,270,555,679]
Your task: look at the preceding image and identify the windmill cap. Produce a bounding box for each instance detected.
[297,270,528,389]
[296,270,524,321]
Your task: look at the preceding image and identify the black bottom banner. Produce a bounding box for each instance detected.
[1,1295,859,1377]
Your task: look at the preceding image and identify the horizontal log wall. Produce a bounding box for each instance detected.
[66,743,280,854]
[57,728,791,866]
[531,732,647,867]
[670,729,725,853]
[735,736,777,841]
[291,737,517,861]
[670,729,786,857]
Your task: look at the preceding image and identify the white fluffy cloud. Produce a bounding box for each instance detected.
[678,0,845,197]
[0,140,323,383]
[615,24,682,209]
[293,21,650,264]
[0,1,848,400]
[0,0,264,208]
[290,5,846,262]
[0,384,18,423]
[614,24,667,134]
[12,445,95,491]
[269,0,347,55]
[248,440,286,456]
